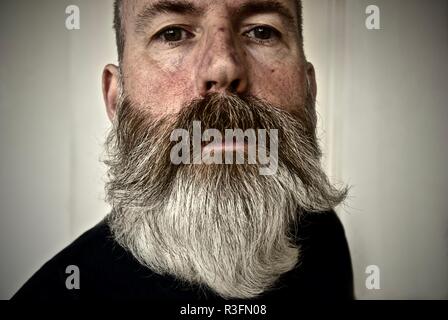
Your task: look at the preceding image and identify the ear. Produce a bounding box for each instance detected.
[102,64,120,122]
[305,62,317,100]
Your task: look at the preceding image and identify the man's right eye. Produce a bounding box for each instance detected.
[155,26,193,45]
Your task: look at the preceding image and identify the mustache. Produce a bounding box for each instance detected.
[113,92,316,143]
[111,93,310,183]
[105,91,346,212]
[175,93,314,131]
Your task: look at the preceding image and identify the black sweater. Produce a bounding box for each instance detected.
[12,210,354,301]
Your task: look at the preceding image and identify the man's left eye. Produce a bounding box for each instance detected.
[244,26,279,43]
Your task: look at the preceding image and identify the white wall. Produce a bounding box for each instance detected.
[0,0,113,299]
[304,0,448,299]
[0,0,447,300]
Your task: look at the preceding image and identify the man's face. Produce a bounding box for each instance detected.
[106,0,314,119]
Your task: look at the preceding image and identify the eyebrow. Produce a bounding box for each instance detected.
[135,0,204,33]
[234,0,296,27]
[134,0,296,34]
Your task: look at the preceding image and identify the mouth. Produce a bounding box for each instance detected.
[202,140,247,153]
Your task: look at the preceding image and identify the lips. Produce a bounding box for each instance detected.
[202,140,247,153]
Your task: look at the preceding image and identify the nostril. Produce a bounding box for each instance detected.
[204,79,241,93]
[229,79,240,93]
[206,81,216,91]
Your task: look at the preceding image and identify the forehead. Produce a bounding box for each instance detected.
[121,0,299,26]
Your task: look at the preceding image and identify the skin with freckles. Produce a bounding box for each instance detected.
[103,0,317,120]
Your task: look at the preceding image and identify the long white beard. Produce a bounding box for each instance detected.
[105,93,347,299]
[108,164,305,299]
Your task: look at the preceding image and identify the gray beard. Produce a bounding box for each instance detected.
[104,92,347,299]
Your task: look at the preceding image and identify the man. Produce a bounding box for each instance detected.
[13,0,353,301]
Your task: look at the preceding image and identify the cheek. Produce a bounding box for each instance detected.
[124,54,195,117]
[247,49,307,111]
[265,69,302,102]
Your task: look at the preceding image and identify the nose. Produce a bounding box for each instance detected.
[195,27,249,96]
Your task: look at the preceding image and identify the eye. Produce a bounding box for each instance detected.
[244,25,280,44]
[154,26,193,45]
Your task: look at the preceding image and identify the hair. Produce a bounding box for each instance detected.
[113,0,304,64]
[113,0,125,64]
